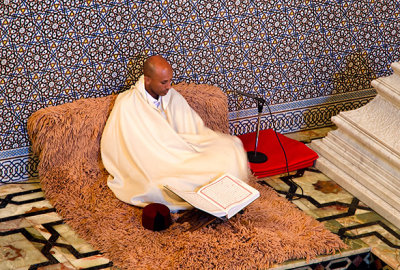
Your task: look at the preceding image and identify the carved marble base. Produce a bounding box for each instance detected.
[310,62,400,228]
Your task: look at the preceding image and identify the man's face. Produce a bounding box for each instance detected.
[144,67,173,99]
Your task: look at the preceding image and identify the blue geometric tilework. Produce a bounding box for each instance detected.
[0,147,38,183]
[229,88,377,120]
[229,87,377,134]
[1,0,400,181]
[230,95,374,135]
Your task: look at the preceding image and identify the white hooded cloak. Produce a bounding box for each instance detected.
[100,76,249,211]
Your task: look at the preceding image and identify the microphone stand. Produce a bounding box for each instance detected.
[235,91,268,163]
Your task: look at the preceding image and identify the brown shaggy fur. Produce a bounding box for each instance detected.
[27,83,346,269]
[173,82,229,134]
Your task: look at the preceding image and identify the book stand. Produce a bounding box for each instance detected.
[247,99,268,163]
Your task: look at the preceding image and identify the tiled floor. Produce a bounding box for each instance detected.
[263,169,400,269]
[0,182,113,269]
[1,127,399,269]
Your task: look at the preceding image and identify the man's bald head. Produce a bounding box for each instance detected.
[143,55,174,99]
[143,55,172,78]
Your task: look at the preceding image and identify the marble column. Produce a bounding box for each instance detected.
[310,62,400,228]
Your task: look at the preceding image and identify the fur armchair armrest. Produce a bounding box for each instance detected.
[27,95,117,205]
[27,95,117,171]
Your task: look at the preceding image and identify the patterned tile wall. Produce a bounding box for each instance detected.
[1,0,399,182]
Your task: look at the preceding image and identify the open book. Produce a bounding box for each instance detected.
[165,174,260,219]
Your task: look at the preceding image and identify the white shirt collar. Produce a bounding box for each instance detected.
[135,75,171,110]
[144,89,162,109]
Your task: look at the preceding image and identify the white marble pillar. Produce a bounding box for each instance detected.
[310,62,400,228]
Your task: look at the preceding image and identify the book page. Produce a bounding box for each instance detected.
[165,174,259,219]
[164,186,224,216]
[199,175,254,210]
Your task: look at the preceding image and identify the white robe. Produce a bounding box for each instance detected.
[100,76,249,211]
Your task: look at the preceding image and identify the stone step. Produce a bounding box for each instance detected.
[314,156,400,227]
[330,111,400,176]
[334,95,400,156]
[311,139,400,212]
[323,131,400,187]
[311,61,400,230]
[371,73,400,108]
[391,61,400,77]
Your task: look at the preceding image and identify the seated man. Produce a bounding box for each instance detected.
[101,55,249,211]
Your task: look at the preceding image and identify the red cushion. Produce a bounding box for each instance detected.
[238,129,319,177]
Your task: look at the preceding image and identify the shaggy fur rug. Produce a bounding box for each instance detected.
[27,83,346,269]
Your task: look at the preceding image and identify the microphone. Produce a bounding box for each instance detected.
[235,90,266,104]
[234,90,268,163]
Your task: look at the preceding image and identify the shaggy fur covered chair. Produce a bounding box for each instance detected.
[27,82,345,269]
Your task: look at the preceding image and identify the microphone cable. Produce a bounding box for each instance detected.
[233,88,304,200]
[262,96,304,200]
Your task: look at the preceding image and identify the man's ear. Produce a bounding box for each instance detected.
[144,75,151,85]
